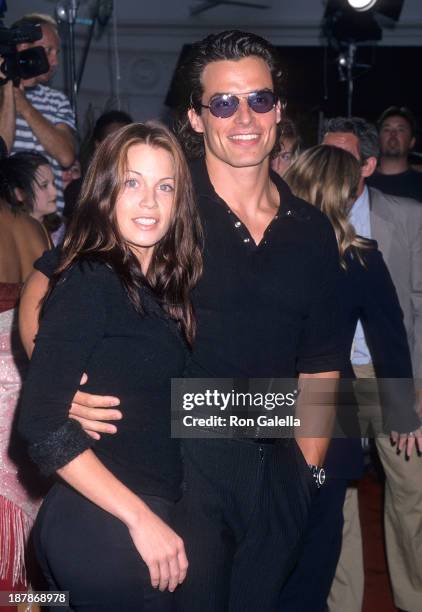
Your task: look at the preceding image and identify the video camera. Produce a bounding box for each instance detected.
[0,21,49,86]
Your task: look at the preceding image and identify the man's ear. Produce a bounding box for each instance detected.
[14,187,26,204]
[410,135,416,150]
[188,108,204,134]
[361,156,378,179]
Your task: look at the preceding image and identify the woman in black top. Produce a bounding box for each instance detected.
[18,122,202,611]
[281,144,420,611]
[284,145,417,419]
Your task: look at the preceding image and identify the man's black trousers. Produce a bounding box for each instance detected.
[174,438,317,612]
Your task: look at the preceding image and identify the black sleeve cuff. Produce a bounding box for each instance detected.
[28,419,93,476]
[34,247,61,279]
[297,350,345,374]
[378,379,422,434]
[383,412,421,435]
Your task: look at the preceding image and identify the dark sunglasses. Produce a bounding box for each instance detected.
[201,90,278,119]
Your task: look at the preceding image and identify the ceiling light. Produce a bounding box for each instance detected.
[347,0,378,11]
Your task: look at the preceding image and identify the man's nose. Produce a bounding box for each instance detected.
[235,98,253,124]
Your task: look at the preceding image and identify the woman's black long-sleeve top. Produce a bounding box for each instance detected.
[339,242,419,433]
[18,260,188,501]
[325,241,420,479]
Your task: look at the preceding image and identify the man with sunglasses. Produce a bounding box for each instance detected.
[20,31,343,611]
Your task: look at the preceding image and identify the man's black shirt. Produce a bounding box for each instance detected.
[185,158,344,378]
[368,168,422,202]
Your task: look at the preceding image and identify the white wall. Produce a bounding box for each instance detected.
[5,1,422,131]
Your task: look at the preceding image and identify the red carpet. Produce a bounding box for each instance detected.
[359,472,397,612]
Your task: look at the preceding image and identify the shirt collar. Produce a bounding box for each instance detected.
[350,185,370,216]
[189,156,309,221]
[349,185,371,238]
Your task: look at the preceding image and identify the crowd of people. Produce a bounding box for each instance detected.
[0,11,421,612]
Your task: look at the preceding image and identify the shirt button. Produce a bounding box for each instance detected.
[234,221,241,228]
[243,238,250,243]
[286,210,292,216]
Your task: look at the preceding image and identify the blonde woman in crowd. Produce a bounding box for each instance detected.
[279,144,420,612]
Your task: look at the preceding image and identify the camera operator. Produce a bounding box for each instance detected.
[0,13,76,210]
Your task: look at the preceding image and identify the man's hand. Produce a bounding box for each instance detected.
[12,84,75,167]
[13,83,27,115]
[69,373,122,440]
[0,69,16,151]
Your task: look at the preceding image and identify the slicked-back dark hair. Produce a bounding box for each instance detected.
[175,30,284,159]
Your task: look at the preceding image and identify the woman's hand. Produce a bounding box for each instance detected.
[127,507,188,592]
[390,426,422,458]
[57,451,188,593]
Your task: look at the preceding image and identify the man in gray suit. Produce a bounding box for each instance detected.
[323,117,422,612]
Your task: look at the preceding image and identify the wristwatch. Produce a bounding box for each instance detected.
[307,464,326,489]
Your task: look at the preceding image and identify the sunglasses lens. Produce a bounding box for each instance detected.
[206,91,277,118]
[249,91,276,113]
[209,95,239,118]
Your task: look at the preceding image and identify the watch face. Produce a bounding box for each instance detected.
[308,464,326,488]
[317,468,326,486]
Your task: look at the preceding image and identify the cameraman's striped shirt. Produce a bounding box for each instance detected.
[12,84,76,211]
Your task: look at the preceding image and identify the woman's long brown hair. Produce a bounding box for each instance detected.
[47,122,203,345]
